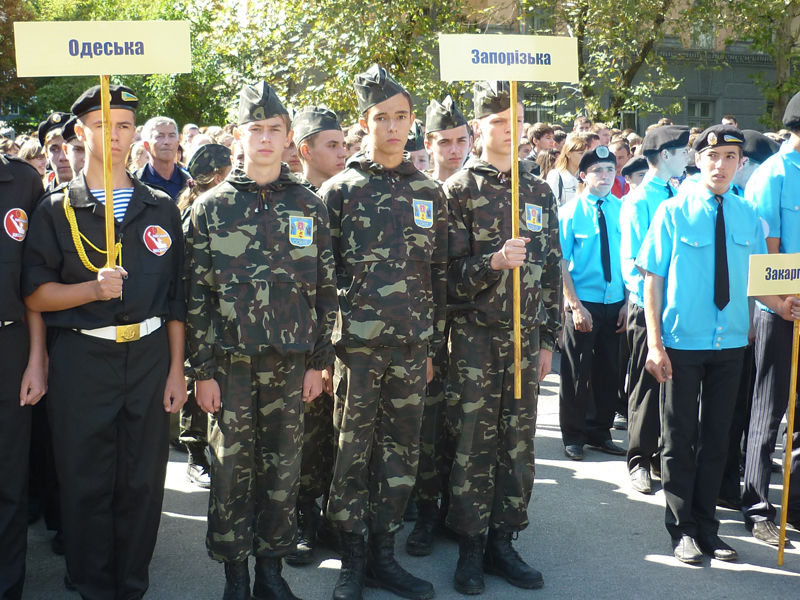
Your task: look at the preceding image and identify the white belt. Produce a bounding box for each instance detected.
[76,317,162,343]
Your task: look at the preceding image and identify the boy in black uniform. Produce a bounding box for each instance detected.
[0,153,47,600]
[22,84,187,599]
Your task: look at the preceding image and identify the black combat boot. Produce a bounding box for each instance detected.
[405,501,438,556]
[365,532,434,600]
[483,529,543,589]
[223,560,251,600]
[453,534,485,595]
[333,532,366,600]
[285,500,318,566]
[252,557,300,600]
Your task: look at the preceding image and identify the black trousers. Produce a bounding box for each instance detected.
[719,345,754,502]
[0,323,31,600]
[559,300,623,447]
[625,301,660,472]
[661,346,745,541]
[48,328,170,600]
[742,309,800,524]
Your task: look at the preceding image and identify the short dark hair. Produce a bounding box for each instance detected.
[528,122,555,143]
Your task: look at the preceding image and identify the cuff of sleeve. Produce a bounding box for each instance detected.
[187,357,216,380]
[539,336,556,353]
[307,343,335,371]
[481,253,503,282]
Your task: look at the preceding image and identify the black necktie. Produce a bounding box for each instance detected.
[597,198,612,283]
[714,194,729,310]
[666,182,674,198]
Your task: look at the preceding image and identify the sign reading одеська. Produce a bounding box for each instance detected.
[438,33,578,83]
[13,20,191,77]
[748,253,800,296]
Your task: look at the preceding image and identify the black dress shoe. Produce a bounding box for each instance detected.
[64,573,77,591]
[564,445,584,461]
[588,440,626,456]
[750,520,781,546]
[673,535,703,564]
[698,536,738,561]
[716,496,742,511]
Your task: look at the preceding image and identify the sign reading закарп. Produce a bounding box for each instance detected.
[13,20,191,77]
[438,33,579,83]
[747,253,800,296]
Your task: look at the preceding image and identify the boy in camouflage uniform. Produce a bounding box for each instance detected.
[443,82,561,594]
[186,82,338,600]
[285,106,346,565]
[320,64,447,600]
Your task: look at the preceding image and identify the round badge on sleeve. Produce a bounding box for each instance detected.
[4,209,29,242]
[143,225,172,256]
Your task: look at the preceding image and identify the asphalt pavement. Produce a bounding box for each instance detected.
[22,370,800,599]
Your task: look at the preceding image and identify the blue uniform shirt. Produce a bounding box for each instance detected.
[619,172,676,307]
[139,163,190,201]
[559,192,625,304]
[636,184,766,350]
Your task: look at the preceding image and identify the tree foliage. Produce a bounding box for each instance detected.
[0,0,37,106]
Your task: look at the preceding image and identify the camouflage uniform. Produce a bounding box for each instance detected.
[186,165,338,562]
[444,157,561,537]
[321,151,448,537]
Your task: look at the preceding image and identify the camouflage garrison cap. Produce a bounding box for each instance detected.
[71,85,138,118]
[353,64,408,114]
[62,116,78,143]
[473,81,511,119]
[692,124,744,154]
[425,95,468,134]
[187,143,232,179]
[238,81,289,126]
[37,112,70,145]
[405,120,425,152]
[640,125,690,156]
[292,106,341,144]
[783,91,800,130]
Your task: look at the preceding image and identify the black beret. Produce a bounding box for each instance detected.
[238,82,288,126]
[621,156,648,177]
[640,125,690,155]
[37,112,70,145]
[292,106,341,144]
[783,91,800,130]
[425,95,468,133]
[741,129,780,164]
[405,120,425,152]
[71,85,138,119]
[62,116,78,143]
[692,124,744,153]
[353,64,408,114]
[473,81,510,119]
[578,145,616,174]
[186,143,232,179]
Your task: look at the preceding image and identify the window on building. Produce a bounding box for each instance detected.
[523,92,556,124]
[687,100,714,129]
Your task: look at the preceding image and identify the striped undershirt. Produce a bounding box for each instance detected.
[90,188,134,222]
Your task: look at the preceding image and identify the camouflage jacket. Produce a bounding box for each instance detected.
[186,165,337,379]
[444,157,562,351]
[319,152,447,357]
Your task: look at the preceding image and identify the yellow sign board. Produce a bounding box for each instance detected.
[14,20,191,77]
[438,33,578,83]
[748,253,800,296]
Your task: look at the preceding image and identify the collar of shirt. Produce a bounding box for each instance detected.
[144,162,183,185]
[779,140,800,168]
[584,192,609,205]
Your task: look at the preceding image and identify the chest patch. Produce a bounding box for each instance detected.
[413,199,433,228]
[4,209,28,242]
[289,216,314,247]
[525,203,542,232]
[143,225,172,256]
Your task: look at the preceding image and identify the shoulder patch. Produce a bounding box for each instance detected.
[289,215,314,246]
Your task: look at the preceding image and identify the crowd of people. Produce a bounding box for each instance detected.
[2,66,800,600]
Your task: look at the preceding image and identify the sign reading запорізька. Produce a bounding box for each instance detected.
[438,33,578,83]
[748,253,800,297]
[13,20,191,77]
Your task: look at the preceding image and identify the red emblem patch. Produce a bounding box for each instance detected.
[142,225,172,256]
[4,209,28,242]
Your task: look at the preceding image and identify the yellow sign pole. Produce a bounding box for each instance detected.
[778,304,800,565]
[510,82,522,399]
[99,75,116,268]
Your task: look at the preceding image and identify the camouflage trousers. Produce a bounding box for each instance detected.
[298,392,335,504]
[412,333,453,504]
[445,318,540,537]
[206,350,304,562]
[327,344,427,537]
